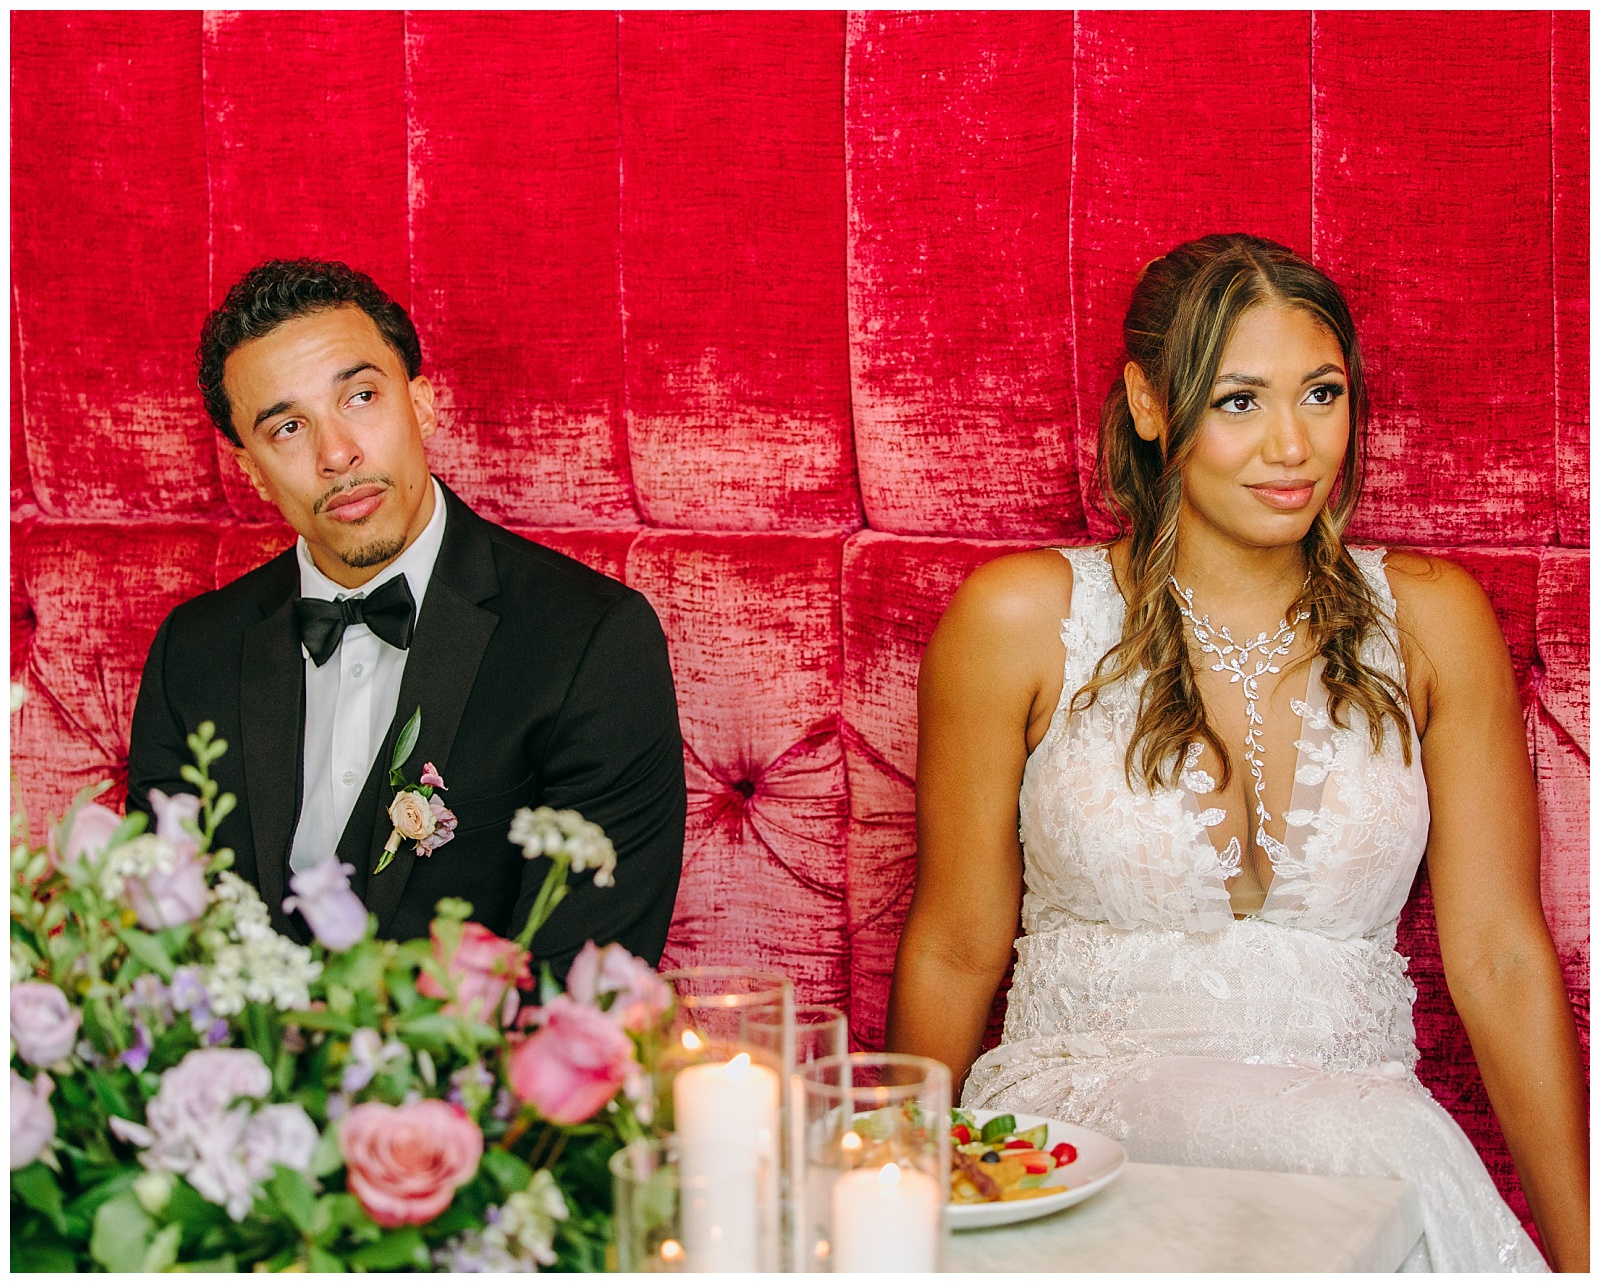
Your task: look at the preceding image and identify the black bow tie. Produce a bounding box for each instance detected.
[293,575,417,668]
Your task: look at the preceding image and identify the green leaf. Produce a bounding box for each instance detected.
[391,707,422,774]
[348,1224,429,1271]
[11,1162,69,1235]
[85,1069,135,1122]
[115,927,175,980]
[979,1113,1016,1144]
[89,1193,154,1272]
[171,1254,237,1273]
[142,1222,182,1272]
[284,1007,356,1035]
[539,960,561,1005]
[309,1245,347,1272]
[480,1147,533,1198]
[311,1122,345,1179]
[312,1192,370,1247]
[268,1164,318,1235]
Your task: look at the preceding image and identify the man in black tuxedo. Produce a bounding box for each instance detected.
[127,260,686,971]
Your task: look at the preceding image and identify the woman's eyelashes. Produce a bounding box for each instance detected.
[1210,382,1347,414]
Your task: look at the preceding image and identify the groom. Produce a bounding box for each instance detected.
[127,260,686,971]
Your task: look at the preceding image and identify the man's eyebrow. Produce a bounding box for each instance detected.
[335,362,382,383]
[253,399,293,430]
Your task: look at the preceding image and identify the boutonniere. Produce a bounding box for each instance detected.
[376,706,458,875]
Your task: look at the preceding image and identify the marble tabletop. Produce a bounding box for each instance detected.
[944,1161,1424,1272]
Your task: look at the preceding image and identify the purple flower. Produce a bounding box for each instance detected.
[566,942,673,1033]
[282,856,369,952]
[120,1022,154,1072]
[417,795,457,857]
[125,848,210,930]
[148,789,203,861]
[204,1018,230,1047]
[420,762,447,790]
[124,973,174,1024]
[11,983,82,1067]
[10,1070,55,1169]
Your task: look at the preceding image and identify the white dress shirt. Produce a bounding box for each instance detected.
[288,478,448,875]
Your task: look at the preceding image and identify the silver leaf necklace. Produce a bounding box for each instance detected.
[1170,576,1310,862]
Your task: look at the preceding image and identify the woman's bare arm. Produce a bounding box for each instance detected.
[885,550,1073,1088]
[1391,551,1589,1271]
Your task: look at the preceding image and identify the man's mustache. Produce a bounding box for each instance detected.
[312,474,394,516]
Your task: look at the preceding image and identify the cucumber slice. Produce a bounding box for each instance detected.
[1015,1123,1048,1150]
[979,1114,1016,1144]
[950,1107,979,1133]
[1016,1172,1053,1190]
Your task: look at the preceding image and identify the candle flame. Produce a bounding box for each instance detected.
[725,1051,751,1082]
[659,1239,685,1264]
[840,1131,863,1152]
[814,1240,831,1260]
[680,1029,704,1052]
[877,1162,902,1187]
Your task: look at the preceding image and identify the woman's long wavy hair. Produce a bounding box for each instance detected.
[1073,233,1411,792]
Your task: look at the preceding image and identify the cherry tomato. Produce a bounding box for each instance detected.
[1051,1141,1077,1166]
[1023,1155,1053,1175]
[950,1124,972,1145]
[1003,1138,1034,1150]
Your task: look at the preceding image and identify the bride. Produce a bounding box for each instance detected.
[886,234,1587,1271]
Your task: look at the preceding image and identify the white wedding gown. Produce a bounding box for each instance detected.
[962,547,1546,1272]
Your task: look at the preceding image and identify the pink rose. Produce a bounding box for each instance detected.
[416,922,531,1026]
[339,1099,483,1228]
[148,789,203,861]
[566,942,672,1033]
[506,995,636,1125]
[125,848,210,930]
[10,982,82,1067]
[51,801,121,866]
[282,856,369,952]
[10,1070,55,1169]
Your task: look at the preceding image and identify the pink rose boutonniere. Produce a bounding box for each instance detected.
[376,708,458,875]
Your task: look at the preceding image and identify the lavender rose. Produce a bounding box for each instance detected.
[10,982,82,1066]
[124,847,210,930]
[148,789,203,860]
[282,856,369,951]
[10,1070,55,1169]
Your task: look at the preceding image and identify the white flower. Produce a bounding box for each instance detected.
[213,871,274,939]
[9,683,26,714]
[99,833,178,901]
[204,933,321,1017]
[113,1048,318,1221]
[508,807,617,888]
[477,1169,569,1268]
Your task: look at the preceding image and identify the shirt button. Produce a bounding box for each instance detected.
[341,771,357,787]
[351,663,365,679]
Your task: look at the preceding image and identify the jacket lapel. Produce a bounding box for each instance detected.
[239,559,305,937]
[361,486,500,936]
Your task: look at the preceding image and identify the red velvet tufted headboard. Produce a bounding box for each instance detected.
[10,12,1587,1237]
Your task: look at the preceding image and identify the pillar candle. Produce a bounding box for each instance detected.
[674,1052,781,1271]
[831,1162,942,1272]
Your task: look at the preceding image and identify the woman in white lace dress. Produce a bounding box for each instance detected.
[886,235,1587,1270]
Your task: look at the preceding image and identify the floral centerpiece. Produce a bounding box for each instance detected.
[10,701,671,1272]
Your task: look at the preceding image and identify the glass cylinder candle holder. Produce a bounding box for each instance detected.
[611,1138,685,1272]
[750,1002,847,1069]
[794,1053,951,1273]
[658,967,793,1272]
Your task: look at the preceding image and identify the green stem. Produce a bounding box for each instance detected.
[514,855,570,951]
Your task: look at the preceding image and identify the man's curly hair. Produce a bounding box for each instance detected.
[197,259,422,445]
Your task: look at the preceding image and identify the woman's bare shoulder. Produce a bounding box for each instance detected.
[1380,547,1510,692]
[938,548,1077,639]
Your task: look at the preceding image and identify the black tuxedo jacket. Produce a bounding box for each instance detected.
[126,483,686,972]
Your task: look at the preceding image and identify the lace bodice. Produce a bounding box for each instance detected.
[1018,545,1429,943]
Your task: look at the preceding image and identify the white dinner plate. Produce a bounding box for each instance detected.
[946,1110,1127,1231]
